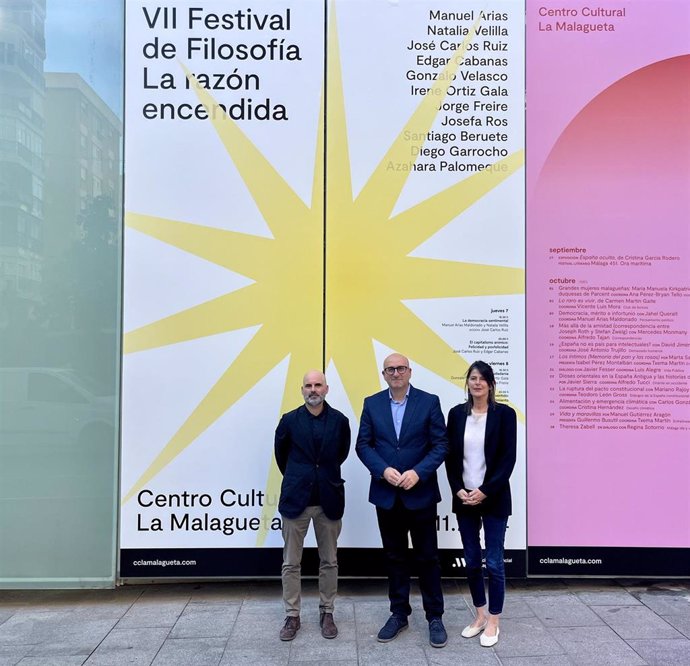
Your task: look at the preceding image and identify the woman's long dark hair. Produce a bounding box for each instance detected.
[464,360,497,413]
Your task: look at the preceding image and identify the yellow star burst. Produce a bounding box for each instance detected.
[122,8,525,546]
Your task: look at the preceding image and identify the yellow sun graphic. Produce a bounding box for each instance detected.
[122,8,524,544]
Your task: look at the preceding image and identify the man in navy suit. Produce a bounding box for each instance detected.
[356,353,449,648]
[275,370,351,641]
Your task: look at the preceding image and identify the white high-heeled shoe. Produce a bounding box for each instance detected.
[480,626,500,647]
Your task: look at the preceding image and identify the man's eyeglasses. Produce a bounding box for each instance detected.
[383,366,409,376]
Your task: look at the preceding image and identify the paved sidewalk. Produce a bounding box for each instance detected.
[0,579,689,665]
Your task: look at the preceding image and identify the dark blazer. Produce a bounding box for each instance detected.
[275,402,351,520]
[356,385,448,510]
[445,401,517,518]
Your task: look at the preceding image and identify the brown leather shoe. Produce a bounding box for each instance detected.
[320,612,338,639]
[279,615,300,641]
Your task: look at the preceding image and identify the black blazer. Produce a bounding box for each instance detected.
[445,401,517,518]
[356,386,448,510]
[275,402,351,520]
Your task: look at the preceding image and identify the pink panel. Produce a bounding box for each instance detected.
[527,1,690,547]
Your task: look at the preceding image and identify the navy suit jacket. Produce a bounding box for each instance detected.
[356,385,448,510]
[275,402,351,520]
[445,401,517,518]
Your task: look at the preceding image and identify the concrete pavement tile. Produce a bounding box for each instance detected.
[83,627,169,665]
[548,625,645,665]
[116,601,187,629]
[229,608,287,646]
[0,644,34,665]
[290,659,359,666]
[440,603,474,622]
[218,645,289,665]
[435,608,475,637]
[633,591,690,616]
[234,600,276,616]
[564,578,639,606]
[499,656,573,665]
[330,603,355,624]
[627,638,690,665]
[151,637,225,666]
[288,632,358,662]
[68,607,133,622]
[0,611,113,649]
[352,605,398,639]
[0,610,72,640]
[349,600,390,616]
[351,616,385,643]
[444,592,534,616]
[592,605,683,639]
[24,616,119,658]
[491,618,566,658]
[356,643,428,666]
[289,661,357,665]
[573,590,642,607]
[169,603,240,639]
[0,611,14,627]
[72,590,143,607]
[69,596,140,621]
[525,595,604,627]
[441,591,473,612]
[663,613,690,638]
[16,657,86,665]
[501,596,538,619]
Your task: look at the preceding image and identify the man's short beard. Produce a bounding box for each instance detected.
[305,395,325,407]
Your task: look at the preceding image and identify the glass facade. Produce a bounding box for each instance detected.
[0,0,122,586]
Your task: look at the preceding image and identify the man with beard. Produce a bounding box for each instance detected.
[275,370,351,641]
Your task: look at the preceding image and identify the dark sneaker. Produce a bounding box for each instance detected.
[320,612,338,639]
[279,615,300,641]
[377,614,409,642]
[429,617,448,648]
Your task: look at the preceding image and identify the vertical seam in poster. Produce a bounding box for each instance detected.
[322,0,328,371]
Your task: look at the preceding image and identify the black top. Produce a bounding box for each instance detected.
[307,406,326,505]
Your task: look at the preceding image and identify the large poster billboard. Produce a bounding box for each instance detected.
[121,0,526,578]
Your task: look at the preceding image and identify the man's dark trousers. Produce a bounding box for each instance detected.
[376,498,443,619]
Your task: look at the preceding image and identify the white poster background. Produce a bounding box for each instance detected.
[122,0,325,549]
[332,0,525,550]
